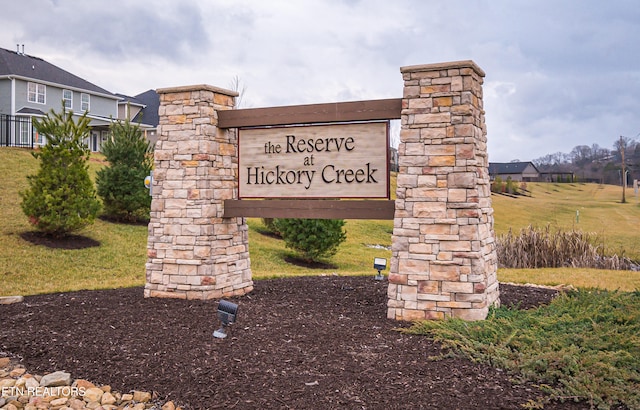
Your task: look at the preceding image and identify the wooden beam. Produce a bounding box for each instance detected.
[218,98,402,128]
[223,199,395,220]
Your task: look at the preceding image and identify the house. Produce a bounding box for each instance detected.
[117,89,160,146]
[488,162,540,182]
[0,45,120,151]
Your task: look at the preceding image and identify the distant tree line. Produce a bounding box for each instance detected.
[531,137,640,185]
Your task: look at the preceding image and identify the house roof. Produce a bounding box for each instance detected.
[132,89,159,127]
[488,162,539,174]
[0,46,116,98]
[115,93,145,107]
[16,107,45,115]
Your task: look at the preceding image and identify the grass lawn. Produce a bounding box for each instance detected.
[1,147,639,296]
[492,182,640,260]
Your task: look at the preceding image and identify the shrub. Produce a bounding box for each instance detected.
[261,218,281,237]
[20,106,101,237]
[505,176,518,194]
[96,118,153,222]
[491,176,504,193]
[273,218,347,262]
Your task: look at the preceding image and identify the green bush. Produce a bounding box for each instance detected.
[261,218,280,236]
[491,176,504,193]
[505,176,519,194]
[20,107,101,237]
[96,118,153,222]
[273,218,347,262]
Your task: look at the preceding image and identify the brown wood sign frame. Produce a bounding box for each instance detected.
[219,98,402,220]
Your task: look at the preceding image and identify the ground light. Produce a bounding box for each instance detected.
[373,257,387,281]
[213,300,238,339]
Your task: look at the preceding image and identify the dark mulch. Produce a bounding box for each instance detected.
[0,277,589,409]
[284,256,338,270]
[19,231,100,250]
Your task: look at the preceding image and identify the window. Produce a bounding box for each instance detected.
[18,119,31,145]
[91,132,98,152]
[27,82,46,104]
[63,89,73,109]
[35,129,45,145]
[81,93,90,112]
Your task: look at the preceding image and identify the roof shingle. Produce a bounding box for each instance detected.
[0,47,115,97]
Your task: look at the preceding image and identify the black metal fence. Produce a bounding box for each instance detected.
[0,114,35,148]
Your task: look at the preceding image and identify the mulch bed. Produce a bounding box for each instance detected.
[0,277,590,409]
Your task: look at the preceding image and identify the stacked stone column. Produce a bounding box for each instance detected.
[145,85,253,300]
[388,61,499,321]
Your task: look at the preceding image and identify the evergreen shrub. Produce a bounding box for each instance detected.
[20,107,101,237]
[96,118,153,222]
[273,218,347,262]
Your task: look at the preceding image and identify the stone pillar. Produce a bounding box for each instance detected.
[145,85,253,300]
[388,61,499,321]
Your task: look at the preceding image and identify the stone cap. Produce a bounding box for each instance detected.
[400,60,485,77]
[156,84,239,97]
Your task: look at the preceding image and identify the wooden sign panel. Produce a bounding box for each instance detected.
[239,122,389,199]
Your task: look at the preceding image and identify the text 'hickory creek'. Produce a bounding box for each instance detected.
[245,134,381,190]
[246,164,378,190]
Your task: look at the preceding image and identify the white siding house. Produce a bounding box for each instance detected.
[0,45,120,151]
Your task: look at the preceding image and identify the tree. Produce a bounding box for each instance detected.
[570,145,593,167]
[273,218,347,263]
[96,118,153,222]
[229,75,248,108]
[20,106,101,237]
[614,135,632,203]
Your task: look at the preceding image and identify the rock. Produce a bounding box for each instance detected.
[0,364,177,410]
[39,371,71,387]
[50,397,69,406]
[0,378,16,388]
[28,397,47,407]
[14,375,27,388]
[73,379,96,390]
[101,391,116,405]
[162,401,176,410]
[83,387,104,403]
[0,296,23,305]
[24,376,39,390]
[9,367,26,377]
[67,398,85,409]
[132,390,152,403]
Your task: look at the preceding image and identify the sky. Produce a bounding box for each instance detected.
[2,0,639,162]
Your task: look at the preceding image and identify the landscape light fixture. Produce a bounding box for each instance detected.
[373,257,387,281]
[213,300,238,339]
